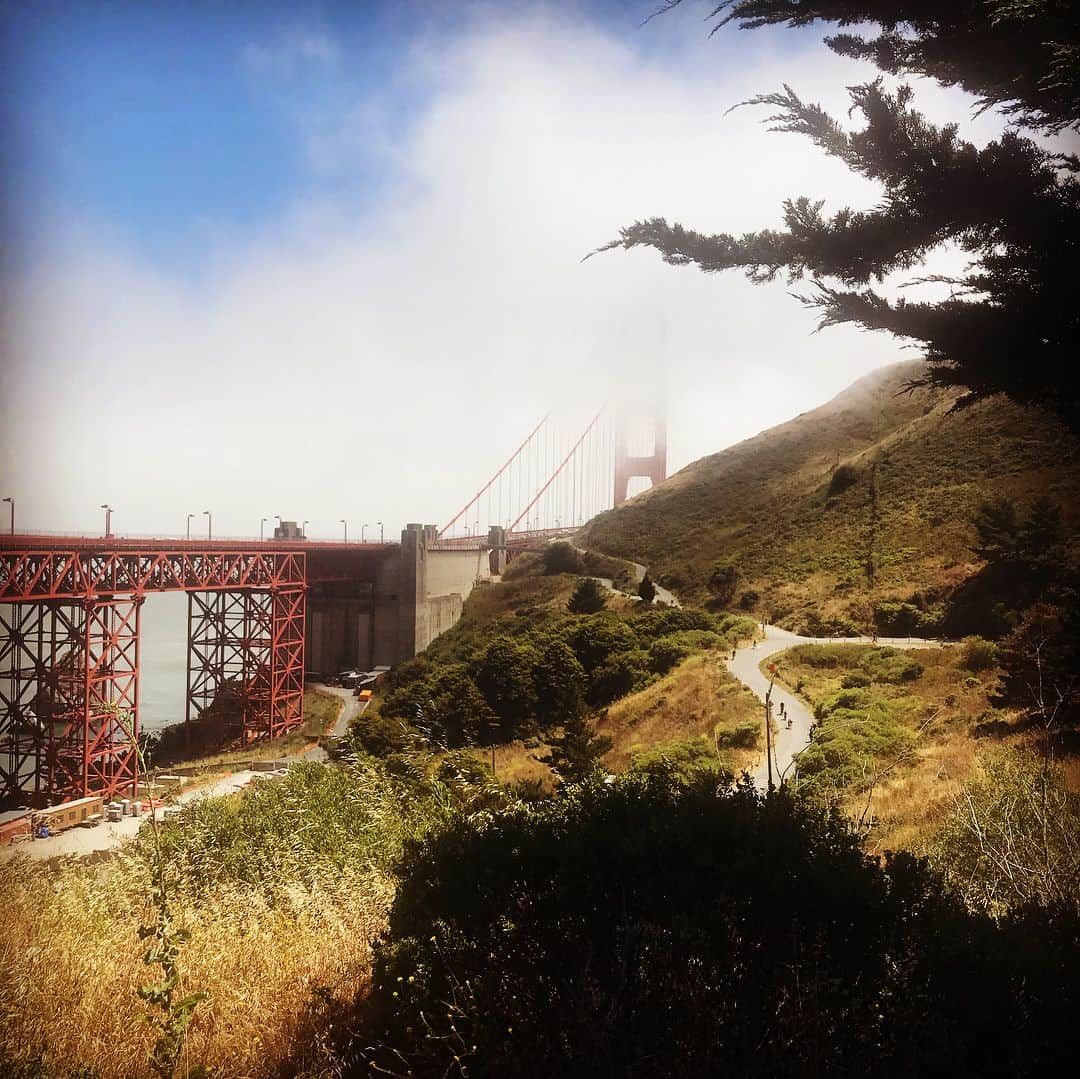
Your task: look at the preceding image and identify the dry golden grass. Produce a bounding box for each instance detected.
[465,741,556,791]
[771,643,1077,852]
[155,689,343,779]
[0,844,390,1078]
[598,652,762,774]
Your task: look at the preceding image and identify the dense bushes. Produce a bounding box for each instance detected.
[826,462,859,497]
[959,635,998,672]
[788,644,922,685]
[363,599,751,753]
[352,774,1078,1077]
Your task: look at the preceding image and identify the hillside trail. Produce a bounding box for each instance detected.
[587,553,681,608]
[726,625,947,789]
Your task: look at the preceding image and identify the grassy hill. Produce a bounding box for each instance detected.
[580,361,1080,634]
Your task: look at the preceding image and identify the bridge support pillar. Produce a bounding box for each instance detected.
[487,526,507,575]
[186,587,305,747]
[0,595,140,806]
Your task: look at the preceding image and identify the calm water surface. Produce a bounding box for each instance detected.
[139,592,189,733]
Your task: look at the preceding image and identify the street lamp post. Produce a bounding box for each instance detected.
[260,517,268,541]
[202,509,212,541]
[361,523,368,543]
[377,521,384,543]
[301,520,310,539]
[2,497,13,535]
[340,519,348,542]
[100,503,113,538]
[186,513,194,540]
[274,515,282,538]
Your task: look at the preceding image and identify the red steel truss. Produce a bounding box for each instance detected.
[0,596,140,804]
[185,586,304,746]
[0,546,306,805]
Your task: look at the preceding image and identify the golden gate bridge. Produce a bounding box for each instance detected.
[0,400,666,806]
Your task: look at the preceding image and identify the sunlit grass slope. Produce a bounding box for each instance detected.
[579,361,1079,632]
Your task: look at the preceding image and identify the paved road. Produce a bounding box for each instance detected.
[3,687,365,862]
[303,684,367,762]
[725,626,947,789]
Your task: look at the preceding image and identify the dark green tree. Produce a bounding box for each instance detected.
[660,1,1080,135]
[533,640,588,724]
[567,614,639,672]
[638,573,657,602]
[471,636,539,737]
[599,4,1080,427]
[567,576,608,614]
[973,497,1022,562]
[994,598,1079,728]
[424,664,499,747]
[1021,495,1065,568]
[707,562,739,606]
[543,541,585,575]
[539,711,613,784]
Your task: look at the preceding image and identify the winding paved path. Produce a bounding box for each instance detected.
[725,626,947,788]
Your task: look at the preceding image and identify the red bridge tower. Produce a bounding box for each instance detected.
[614,398,667,506]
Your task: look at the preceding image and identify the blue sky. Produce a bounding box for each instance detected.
[3,1,418,267]
[0,1,1027,537]
[4,0,782,272]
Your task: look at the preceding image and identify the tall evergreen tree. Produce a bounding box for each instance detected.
[659,2,1080,135]
[600,2,1080,426]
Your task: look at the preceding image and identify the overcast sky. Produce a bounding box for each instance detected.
[0,0,1061,541]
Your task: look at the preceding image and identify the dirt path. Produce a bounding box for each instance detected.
[725,625,948,789]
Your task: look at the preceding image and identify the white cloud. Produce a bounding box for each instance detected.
[0,8,1033,540]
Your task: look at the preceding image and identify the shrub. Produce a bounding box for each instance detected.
[633,606,717,640]
[841,672,872,689]
[873,601,923,636]
[356,774,1077,1076]
[568,615,639,673]
[638,573,657,603]
[827,463,859,497]
[567,577,607,614]
[588,649,653,706]
[959,636,999,672]
[714,719,760,750]
[629,739,731,782]
[707,562,739,606]
[543,541,584,575]
[859,648,923,684]
[648,634,691,674]
[930,750,1080,915]
[738,589,760,611]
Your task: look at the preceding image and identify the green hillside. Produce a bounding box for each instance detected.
[580,362,1079,634]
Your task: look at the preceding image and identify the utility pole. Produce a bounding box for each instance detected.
[764,664,777,793]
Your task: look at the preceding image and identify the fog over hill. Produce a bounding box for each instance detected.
[580,361,1079,634]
